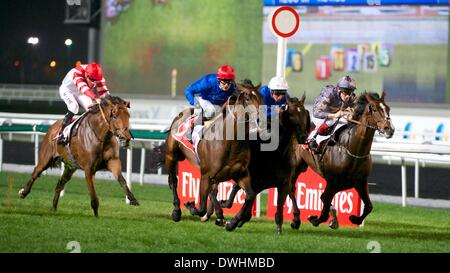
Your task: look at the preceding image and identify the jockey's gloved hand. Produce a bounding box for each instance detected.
[193,107,202,117]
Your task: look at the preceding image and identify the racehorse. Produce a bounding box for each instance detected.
[206,94,311,233]
[153,83,263,225]
[18,95,139,217]
[296,92,394,227]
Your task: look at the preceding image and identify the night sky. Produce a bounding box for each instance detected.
[0,0,93,84]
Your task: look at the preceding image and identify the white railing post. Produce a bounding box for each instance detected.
[140,147,145,185]
[0,136,3,172]
[401,158,407,207]
[34,133,39,166]
[126,146,133,204]
[414,159,419,198]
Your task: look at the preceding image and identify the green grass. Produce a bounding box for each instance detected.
[1,172,449,253]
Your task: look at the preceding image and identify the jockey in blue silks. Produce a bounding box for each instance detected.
[184,65,237,120]
[258,76,288,119]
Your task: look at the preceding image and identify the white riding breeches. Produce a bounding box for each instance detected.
[59,86,93,114]
[197,97,221,119]
[308,116,349,145]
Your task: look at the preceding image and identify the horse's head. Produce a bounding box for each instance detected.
[101,95,133,147]
[279,93,310,144]
[353,92,395,139]
[232,82,264,132]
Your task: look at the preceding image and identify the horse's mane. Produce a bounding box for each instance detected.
[90,95,127,113]
[352,92,380,121]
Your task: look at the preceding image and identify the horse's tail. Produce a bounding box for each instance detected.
[149,142,167,169]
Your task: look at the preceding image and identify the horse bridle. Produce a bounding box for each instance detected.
[227,90,260,125]
[98,102,133,142]
[348,103,390,133]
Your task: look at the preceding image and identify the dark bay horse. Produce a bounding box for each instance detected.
[156,84,263,224]
[296,92,394,227]
[209,95,310,233]
[18,95,139,216]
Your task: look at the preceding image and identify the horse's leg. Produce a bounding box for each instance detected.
[107,159,139,206]
[208,185,226,226]
[85,170,99,217]
[308,184,336,227]
[166,156,182,222]
[328,205,339,229]
[200,184,216,222]
[225,175,255,231]
[52,165,76,211]
[289,190,301,230]
[19,144,54,198]
[275,185,289,235]
[350,180,373,225]
[185,175,210,217]
[220,183,240,209]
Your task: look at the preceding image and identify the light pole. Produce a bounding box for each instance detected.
[65,38,72,69]
[26,36,39,82]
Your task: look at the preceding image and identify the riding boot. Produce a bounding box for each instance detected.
[57,111,75,145]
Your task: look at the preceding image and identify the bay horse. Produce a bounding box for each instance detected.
[296,92,394,227]
[18,95,139,216]
[207,94,311,233]
[154,83,263,224]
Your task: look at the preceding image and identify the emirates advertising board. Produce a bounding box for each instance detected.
[179,161,361,227]
[266,168,362,227]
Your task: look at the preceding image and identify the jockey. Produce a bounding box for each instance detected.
[259,76,288,119]
[307,75,357,153]
[57,62,109,145]
[184,65,237,120]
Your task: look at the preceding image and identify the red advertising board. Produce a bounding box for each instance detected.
[177,160,255,216]
[266,168,361,227]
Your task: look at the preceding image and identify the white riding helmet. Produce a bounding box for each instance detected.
[268,76,289,91]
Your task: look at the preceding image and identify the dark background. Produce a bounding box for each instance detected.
[0,0,94,84]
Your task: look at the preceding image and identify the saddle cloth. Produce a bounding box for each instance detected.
[307,121,347,146]
[172,114,198,156]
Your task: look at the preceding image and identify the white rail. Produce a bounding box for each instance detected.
[1,113,450,207]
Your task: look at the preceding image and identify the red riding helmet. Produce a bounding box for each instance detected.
[217,65,235,81]
[85,62,103,81]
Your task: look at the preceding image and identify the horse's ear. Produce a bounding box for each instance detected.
[300,92,306,105]
[125,101,131,108]
[364,91,374,103]
[381,91,386,101]
[256,82,262,90]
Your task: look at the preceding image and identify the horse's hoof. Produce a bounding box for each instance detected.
[329,219,339,230]
[276,227,282,235]
[291,220,301,230]
[215,218,225,227]
[349,215,362,225]
[172,209,181,222]
[129,199,140,206]
[200,214,210,222]
[225,221,236,232]
[18,188,27,199]
[308,215,320,227]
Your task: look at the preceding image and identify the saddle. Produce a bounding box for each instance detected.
[55,111,89,143]
[315,124,350,155]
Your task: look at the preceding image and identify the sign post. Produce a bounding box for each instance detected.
[268,6,300,78]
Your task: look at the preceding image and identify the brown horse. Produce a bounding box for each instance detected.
[156,84,263,225]
[208,94,311,233]
[295,92,394,227]
[18,95,139,216]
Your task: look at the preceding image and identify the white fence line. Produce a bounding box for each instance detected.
[1,114,450,207]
